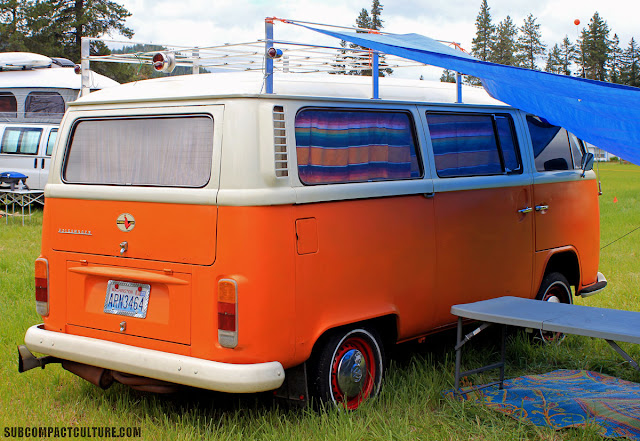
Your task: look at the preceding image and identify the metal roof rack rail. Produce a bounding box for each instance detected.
[80,17,469,102]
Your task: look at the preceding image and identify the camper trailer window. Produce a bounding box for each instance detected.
[25,92,65,118]
[1,127,43,154]
[0,92,17,118]
[527,116,576,171]
[46,129,58,156]
[295,109,421,185]
[426,113,520,177]
[63,115,214,187]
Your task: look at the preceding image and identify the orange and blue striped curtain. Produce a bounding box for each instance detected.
[426,113,503,177]
[295,110,421,184]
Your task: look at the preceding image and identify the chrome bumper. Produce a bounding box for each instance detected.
[578,272,607,298]
[23,325,285,393]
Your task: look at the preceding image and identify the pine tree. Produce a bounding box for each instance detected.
[516,14,546,70]
[608,34,623,83]
[621,37,640,87]
[439,69,456,83]
[559,36,575,76]
[0,0,133,63]
[371,0,383,30]
[330,40,348,75]
[355,7,371,30]
[580,12,610,81]
[471,0,495,62]
[342,2,392,77]
[29,0,133,63]
[545,44,563,74]
[490,15,517,65]
[0,0,29,51]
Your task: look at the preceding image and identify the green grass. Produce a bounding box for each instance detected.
[2,163,640,440]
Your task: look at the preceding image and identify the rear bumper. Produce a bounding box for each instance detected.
[578,272,607,298]
[24,325,285,393]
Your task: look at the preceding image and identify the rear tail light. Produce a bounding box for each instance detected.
[35,257,49,317]
[217,279,238,348]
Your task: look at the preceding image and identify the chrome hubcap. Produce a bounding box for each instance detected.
[336,349,366,397]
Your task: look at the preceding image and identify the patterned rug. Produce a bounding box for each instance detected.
[448,370,640,439]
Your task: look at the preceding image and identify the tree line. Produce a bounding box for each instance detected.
[446,0,639,87]
[2,0,638,88]
[0,0,152,82]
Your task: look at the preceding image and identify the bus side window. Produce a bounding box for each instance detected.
[527,115,580,171]
[426,112,522,178]
[295,108,422,185]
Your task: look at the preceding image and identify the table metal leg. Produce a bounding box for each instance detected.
[499,324,506,389]
[606,340,640,371]
[455,317,462,391]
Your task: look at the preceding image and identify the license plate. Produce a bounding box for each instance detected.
[104,280,150,318]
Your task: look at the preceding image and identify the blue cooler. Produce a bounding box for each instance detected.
[0,172,30,191]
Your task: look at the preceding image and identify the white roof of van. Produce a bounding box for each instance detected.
[73,71,507,106]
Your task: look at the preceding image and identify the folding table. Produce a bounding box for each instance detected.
[451,296,640,393]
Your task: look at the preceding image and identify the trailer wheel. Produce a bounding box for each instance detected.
[311,328,384,410]
[535,272,572,342]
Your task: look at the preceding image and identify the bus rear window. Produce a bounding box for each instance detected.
[63,116,214,187]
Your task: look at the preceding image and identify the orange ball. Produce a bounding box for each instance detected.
[574,19,580,26]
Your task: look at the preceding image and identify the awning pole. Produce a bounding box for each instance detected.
[455,71,462,103]
[81,38,90,97]
[265,19,274,94]
[192,48,200,75]
[372,51,379,99]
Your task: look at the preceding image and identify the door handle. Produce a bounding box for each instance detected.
[517,206,533,214]
[34,158,38,168]
[41,158,45,169]
[535,205,549,212]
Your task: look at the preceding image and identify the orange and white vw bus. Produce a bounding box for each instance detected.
[19,70,605,409]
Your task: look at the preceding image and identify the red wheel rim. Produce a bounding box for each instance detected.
[330,336,377,410]
[540,283,569,342]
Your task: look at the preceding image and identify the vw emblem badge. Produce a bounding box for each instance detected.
[116,213,136,232]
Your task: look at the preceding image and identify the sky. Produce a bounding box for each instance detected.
[113,0,638,79]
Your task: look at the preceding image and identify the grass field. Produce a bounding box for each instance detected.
[1,162,639,440]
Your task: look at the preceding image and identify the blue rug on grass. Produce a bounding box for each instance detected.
[447,370,640,439]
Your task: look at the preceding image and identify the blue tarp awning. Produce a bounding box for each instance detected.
[297,24,640,165]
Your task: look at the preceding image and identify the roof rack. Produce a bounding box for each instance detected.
[80,17,467,102]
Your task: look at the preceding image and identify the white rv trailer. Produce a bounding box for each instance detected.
[0,52,118,190]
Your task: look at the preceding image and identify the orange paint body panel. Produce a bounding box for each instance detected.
[533,179,600,289]
[293,195,436,353]
[431,185,534,328]
[39,181,600,370]
[534,179,600,288]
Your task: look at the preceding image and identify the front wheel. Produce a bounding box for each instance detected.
[535,272,572,342]
[311,327,385,410]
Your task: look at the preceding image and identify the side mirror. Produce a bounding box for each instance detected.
[581,152,595,177]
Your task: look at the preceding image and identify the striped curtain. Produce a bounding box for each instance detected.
[427,113,503,177]
[296,110,420,184]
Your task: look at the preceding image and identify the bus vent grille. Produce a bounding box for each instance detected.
[273,106,288,177]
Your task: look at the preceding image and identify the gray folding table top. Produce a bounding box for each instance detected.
[451,296,640,345]
[450,296,640,392]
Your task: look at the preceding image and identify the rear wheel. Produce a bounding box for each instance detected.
[311,328,384,410]
[535,272,572,342]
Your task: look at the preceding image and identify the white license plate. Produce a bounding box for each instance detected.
[104,280,150,319]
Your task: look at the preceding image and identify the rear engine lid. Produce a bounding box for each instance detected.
[50,198,217,265]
